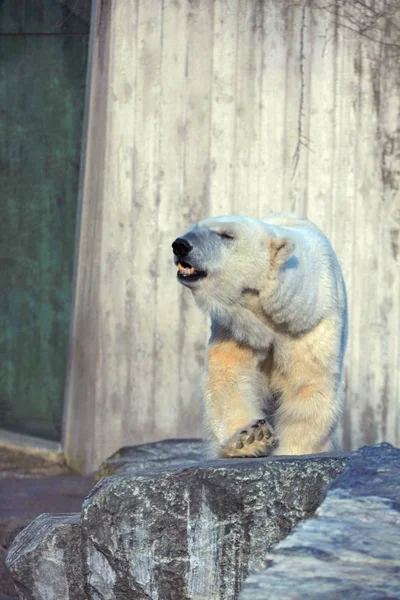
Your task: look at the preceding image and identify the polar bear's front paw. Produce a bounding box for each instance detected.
[219,419,275,458]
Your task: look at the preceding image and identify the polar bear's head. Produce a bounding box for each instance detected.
[172,216,294,314]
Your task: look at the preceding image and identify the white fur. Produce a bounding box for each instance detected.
[174,213,348,457]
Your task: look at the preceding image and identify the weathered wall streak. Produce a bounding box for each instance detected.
[64,0,400,473]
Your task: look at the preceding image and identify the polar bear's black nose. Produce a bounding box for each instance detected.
[172,237,192,257]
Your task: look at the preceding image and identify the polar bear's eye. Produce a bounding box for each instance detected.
[217,231,235,240]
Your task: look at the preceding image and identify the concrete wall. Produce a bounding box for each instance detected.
[64,0,400,473]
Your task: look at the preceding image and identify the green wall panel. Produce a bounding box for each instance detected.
[0,1,90,440]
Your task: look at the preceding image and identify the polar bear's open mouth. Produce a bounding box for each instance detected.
[177,262,207,283]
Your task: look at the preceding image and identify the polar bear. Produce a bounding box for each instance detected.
[172,213,348,458]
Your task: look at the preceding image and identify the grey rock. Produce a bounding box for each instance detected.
[6,440,349,600]
[81,452,347,599]
[0,516,29,597]
[240,443,400,600]
[97,438,205,478]
[6,513,84,600]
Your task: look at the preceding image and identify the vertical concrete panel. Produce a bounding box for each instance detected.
[63,0,113,472]
[258,1,288,215]
[232,0,264,215]
[329,22,359,450]
[209,0,239,216]
[351,33,382,449]
[94,0,139,464]
[305,6,336,235]
[129,0,163,438]
[377,42,400,446]
[281,2,312,215]
[64,0,400,473]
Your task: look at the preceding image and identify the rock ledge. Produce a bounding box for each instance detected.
[240,443,400,600]
[7,441,351,599]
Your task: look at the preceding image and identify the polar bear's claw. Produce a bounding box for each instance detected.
[220,419,275,458]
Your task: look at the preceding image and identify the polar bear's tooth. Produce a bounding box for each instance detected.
[178,263,196,276]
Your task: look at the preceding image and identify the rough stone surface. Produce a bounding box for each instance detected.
[84,454,348,599]
[6,513,84,600]
[1,517,29,597]
[240,443,400,600]
[6,440,348,600]
[97,438,205,478]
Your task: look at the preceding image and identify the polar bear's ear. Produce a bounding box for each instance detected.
[269,237,295,268]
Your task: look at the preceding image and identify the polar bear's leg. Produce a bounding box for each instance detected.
[272,389,338,455]
[203,339,275,458]
[271,319,343,455]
